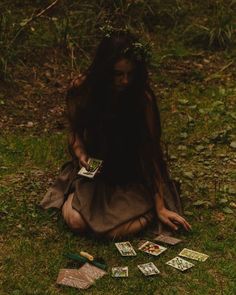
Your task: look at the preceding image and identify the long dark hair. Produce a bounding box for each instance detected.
[67,31,150,132]
[67,30,170,194]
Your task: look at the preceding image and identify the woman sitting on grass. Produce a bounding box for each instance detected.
[40,29,191,239]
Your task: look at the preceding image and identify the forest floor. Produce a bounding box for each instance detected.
[0,47,236,295]
[0,31,236,295]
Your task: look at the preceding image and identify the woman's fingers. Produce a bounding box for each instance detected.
[158,208,192,232]
[80,159,89,170]
[170,214,191,231]
[163,218,179,231]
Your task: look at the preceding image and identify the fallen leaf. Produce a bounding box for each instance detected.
[222,207,234,214]
[218,198,228,204]
[229,202,236,208]
[178,99,189,105]
[214,212,225,222]
[230,141,236,149]
[180,132,188,139]
[183,171,194,179]
[192,200,207,206]
[184,211,194,216]
[195,145,205,152]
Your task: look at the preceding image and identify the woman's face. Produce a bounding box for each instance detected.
[113,58,135,93]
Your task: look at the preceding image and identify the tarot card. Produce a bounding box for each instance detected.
[115,241,137,256]
[112,266,128,278]
[179,248,209,262]
[154,234,182,245]
[78,158,103,178]
[166,257,194,272]
[79,263,107,282]
[56,268,92,289]
[138,262,160,276]
[138,241,167,256]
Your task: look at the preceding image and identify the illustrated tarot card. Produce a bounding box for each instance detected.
[78,158,103,178]
[154,234,182,245]
[56,268,92,289]
[166,257,194,272]
[112,266,128,278]
[115,241,137,256]
[137,262,160,276]
[179,248,209,262]
[138,241,167,256]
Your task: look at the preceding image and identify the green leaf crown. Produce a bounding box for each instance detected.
[99,25,152,62]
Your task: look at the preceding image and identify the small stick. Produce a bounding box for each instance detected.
[10,0,59,46]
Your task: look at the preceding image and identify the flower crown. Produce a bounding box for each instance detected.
[99,24,152,62]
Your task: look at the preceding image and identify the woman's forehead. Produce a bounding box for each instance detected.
[114,58,134,72]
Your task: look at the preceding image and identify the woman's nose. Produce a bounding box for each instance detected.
[121,74,129,85]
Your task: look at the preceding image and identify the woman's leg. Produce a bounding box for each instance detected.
[106,211,154,239]
[62,193,88,233]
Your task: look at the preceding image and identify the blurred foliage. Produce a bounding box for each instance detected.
[0,0,235,80]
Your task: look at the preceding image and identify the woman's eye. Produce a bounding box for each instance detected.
[114,71,123,77]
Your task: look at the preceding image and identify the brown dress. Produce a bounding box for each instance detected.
[40,92,183,234]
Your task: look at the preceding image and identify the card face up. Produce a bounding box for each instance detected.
[154,234,182,245]
[78,158,103,178]
[56,263,107,290]
[179,248,209,262]
[138,262,160,276]
[115,242,137,256]
[138,241,167,256]
[166,257,194,272]
[112,266,128,277]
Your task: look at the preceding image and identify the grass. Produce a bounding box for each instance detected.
[0,1,235,294]
[1,81,235,294]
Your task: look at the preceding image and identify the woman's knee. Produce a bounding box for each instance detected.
[67,211,86,232]
[105,216,149,239]
[62,198,87,233]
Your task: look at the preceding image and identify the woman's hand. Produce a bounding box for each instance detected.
[79,152,90,171]
[157,207,191,231]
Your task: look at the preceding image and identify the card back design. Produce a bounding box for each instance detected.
[79,263,107,281]
[154,234,182,245]
[56,269,92,289]
[56,263,106,290]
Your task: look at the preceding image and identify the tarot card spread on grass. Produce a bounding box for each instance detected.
[78,158,103,178]
[56,263,106,290]
[112,267,128,277]
[154,234,182,245]
[138,262,160,276]
[166,257,194,272]
[115,241,137,256]
[179,248,209,262]
[138,241,167,256]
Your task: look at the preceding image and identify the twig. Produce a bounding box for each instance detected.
[205,60,234,82]
[9,0,60,46]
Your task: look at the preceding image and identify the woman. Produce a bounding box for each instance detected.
[40,30,191,239]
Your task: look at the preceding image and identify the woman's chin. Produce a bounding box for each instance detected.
[114,86,129,94]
